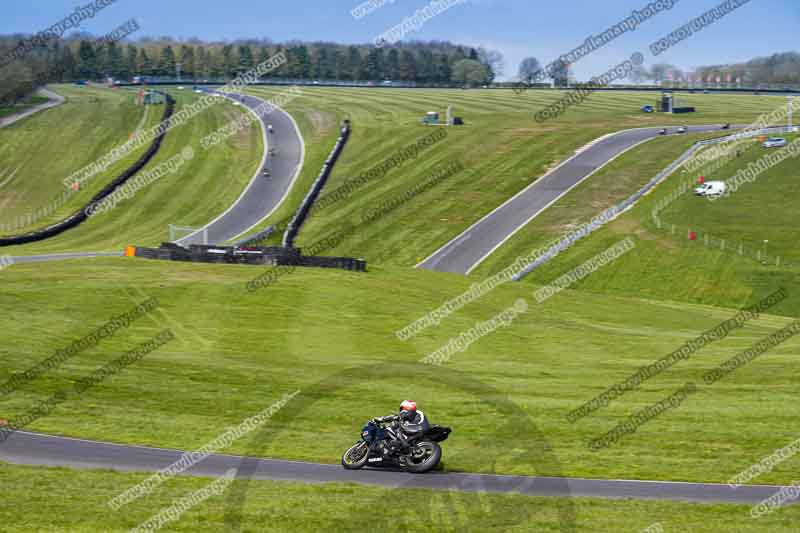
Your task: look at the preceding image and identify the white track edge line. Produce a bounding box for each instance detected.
[414,125,674,270]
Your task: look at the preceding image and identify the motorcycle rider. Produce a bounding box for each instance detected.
[373,400,428,451]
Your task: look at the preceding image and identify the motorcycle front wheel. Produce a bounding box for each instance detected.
[401,441,442,473]
[341,441,370,470]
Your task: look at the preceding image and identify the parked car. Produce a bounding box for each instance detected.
[694,181,727,197]
[763,137,788,148]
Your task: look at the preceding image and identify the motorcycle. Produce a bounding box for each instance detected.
[658,128,667,135]
[341,416,451,473]
[721,123,731,130]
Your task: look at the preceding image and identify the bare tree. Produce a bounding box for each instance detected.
[477,47,503,82]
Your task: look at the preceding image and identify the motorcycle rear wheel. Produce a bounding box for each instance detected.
[341,441,370,470]
[401,441,442,473]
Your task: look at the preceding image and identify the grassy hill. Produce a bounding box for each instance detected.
[0,257,797,486]
[0,84,158,235]
[1,85,263,254]
[242,87,792,265]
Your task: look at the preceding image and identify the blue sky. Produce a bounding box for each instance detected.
[3,0,798,80]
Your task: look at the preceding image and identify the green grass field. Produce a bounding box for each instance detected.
[1,85,263,254]
[2,462,797,532]
[0,257,797,486]
[659,133,800,264]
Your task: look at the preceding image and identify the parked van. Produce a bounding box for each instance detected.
[694,181,727,197]
[763,137,788,148]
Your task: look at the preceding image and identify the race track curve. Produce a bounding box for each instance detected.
[176,90,304,246]
[4,90,304,263]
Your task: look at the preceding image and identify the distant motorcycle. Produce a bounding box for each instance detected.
[721,123,731,130]
[341,416,451,473]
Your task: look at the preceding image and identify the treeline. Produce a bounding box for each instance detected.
[0,34,501,104]
[697,52,800,86]
[624,52,800,86]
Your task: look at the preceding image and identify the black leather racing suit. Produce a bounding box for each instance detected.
[374,410,428,451]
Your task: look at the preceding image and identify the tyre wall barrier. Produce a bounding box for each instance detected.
[283,120,351,248]
[277,255,367,272]
[133,242,366,272]
[0,91,176,247]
